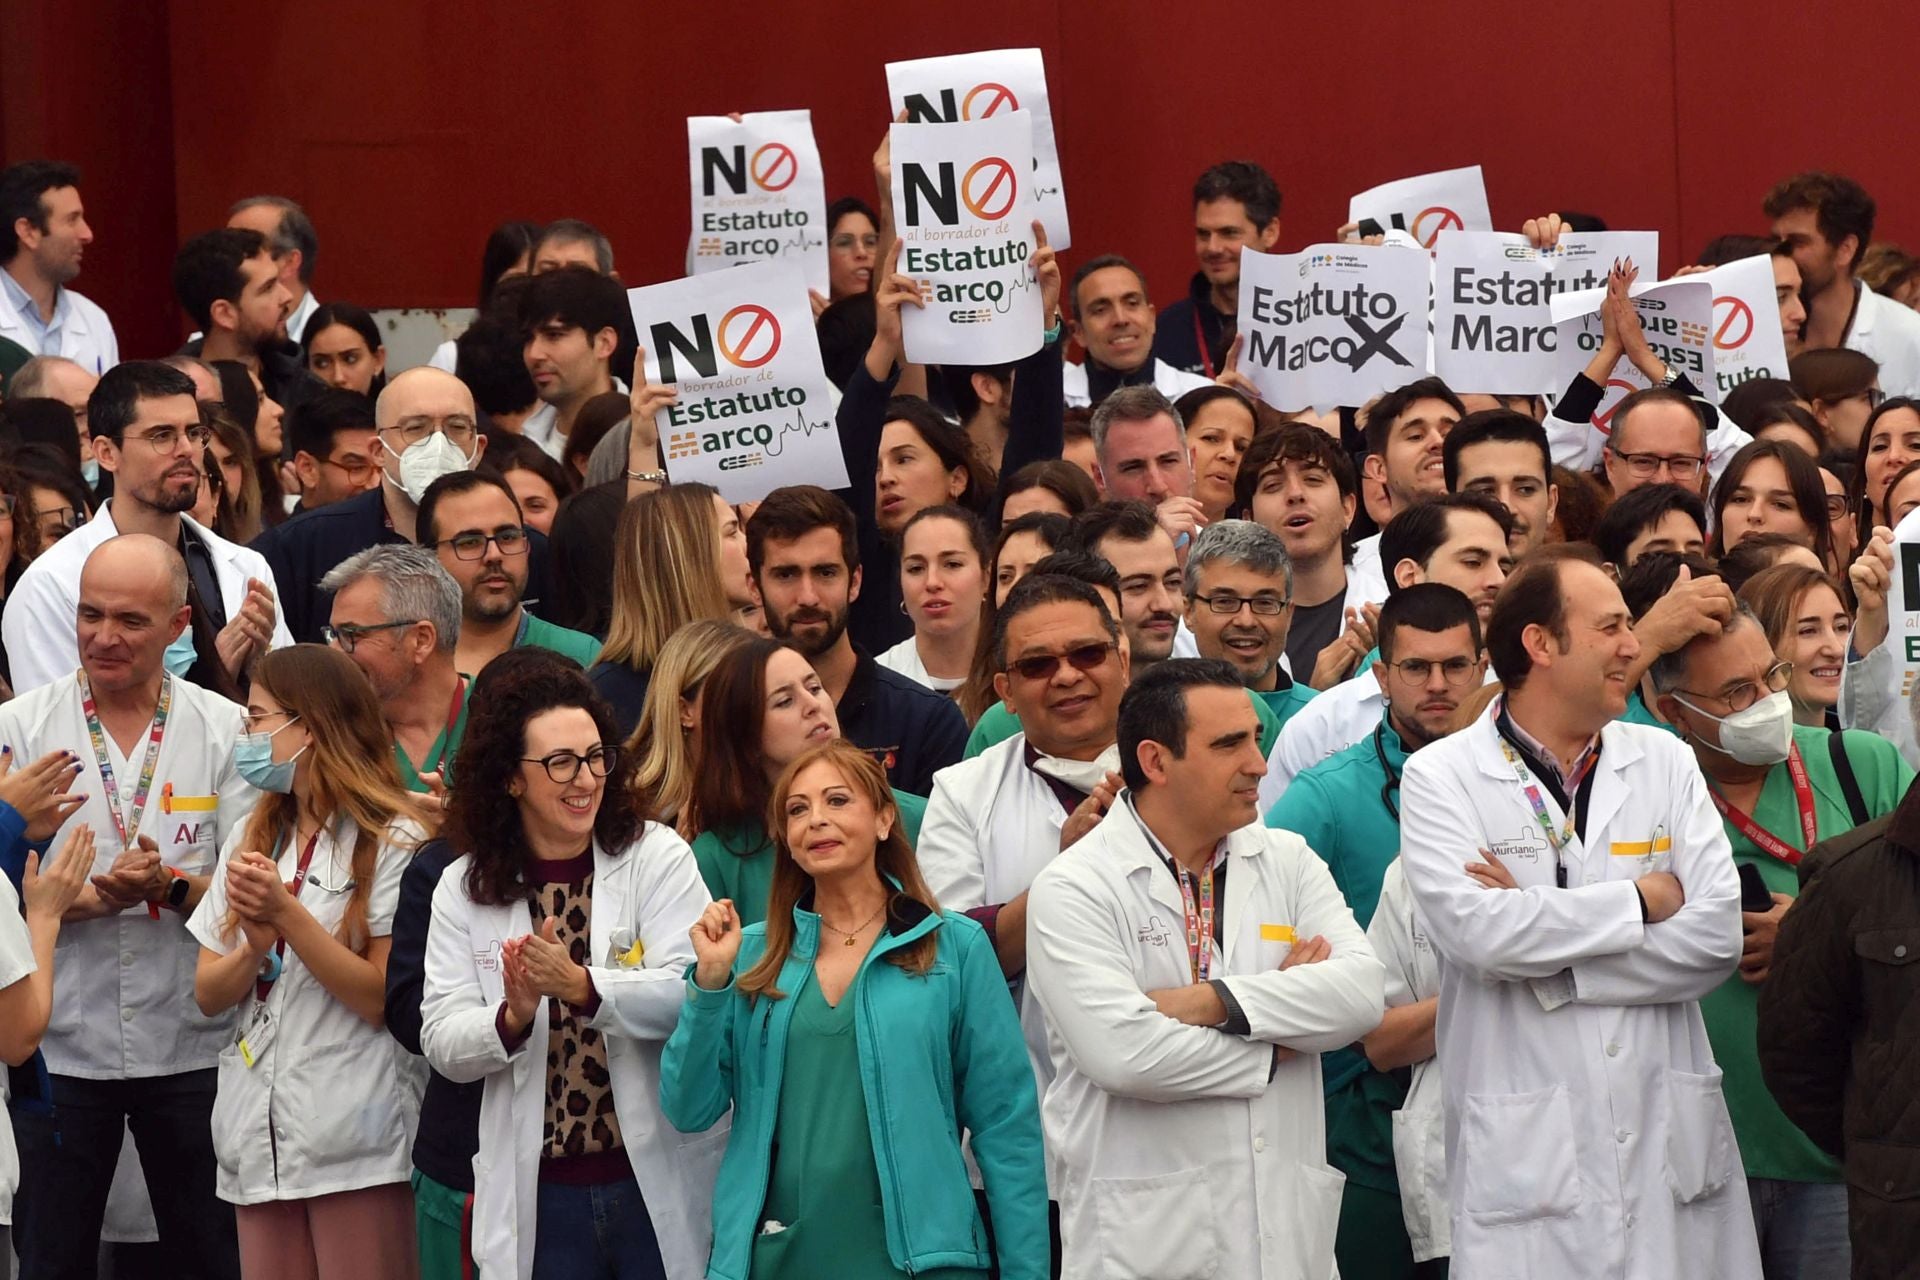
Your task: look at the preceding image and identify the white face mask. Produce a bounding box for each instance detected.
[390,431,474,505]
[1678,688,1794,766]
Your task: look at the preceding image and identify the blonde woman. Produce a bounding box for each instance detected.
[590,484,735,736]
[190,644,430,1280]
[626,619,754,828]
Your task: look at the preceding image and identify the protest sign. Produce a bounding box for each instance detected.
[1236,244,1431,410]
[888,111,1044,366]
[1549,277,1714,432]
[887,48,1070,249]
[1348,166,1493,249]
[1433,230,1658,393]
[1691,255,1792,402]
[687,111,828,296]
[627,259,845,503]
[1887,503,1920,707]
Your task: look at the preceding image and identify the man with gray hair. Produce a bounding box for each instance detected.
[1182,518,1317,729]
[227,195,321,342]
[322,542,468,793]
[1089,384,1211,561]
[4,532,254,1280]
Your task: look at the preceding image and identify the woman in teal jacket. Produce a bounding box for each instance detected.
[660,740,1046,1280]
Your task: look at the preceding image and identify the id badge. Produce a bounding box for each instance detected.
[238,1004,276,1068]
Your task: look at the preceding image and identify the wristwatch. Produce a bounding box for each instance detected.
[164,867,190,910]
[625,468,669,484]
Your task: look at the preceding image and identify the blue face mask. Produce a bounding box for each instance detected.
[234,716,306,794]
[81,455,100,487]
[163,628,197,677]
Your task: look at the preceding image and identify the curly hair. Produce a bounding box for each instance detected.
[444,648,646,906]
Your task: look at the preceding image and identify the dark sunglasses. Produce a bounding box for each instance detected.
[1005,642,1114,683]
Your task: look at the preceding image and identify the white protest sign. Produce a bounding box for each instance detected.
[1433,230,1658,394]
[1348,166,1493,249]
[1887,503,1920,708]
[1549,277,1714,434]
[1236,244,1431,410]
[686,111,828,296]
[887,48,1070,249]
[1693,255,1791,403]
[627,259,845,503]
[888,111,1043,366]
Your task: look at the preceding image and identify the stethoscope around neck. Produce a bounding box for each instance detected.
[1373,724,1401,821]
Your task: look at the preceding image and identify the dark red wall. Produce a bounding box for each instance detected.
[9,1,1920,360]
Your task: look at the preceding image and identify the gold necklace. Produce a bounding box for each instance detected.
[820,901,886,947]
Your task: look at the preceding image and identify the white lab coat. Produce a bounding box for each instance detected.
[0,673,256,1078]
[0,873,33,1225]
[1062,357,1212,408]
[1398,707,1757,1279]
[2,504,294,694]
[1026,796,1384,1280]
[1840,643,1919,768]
[1344,535,1392,610]
[0,278,119,373]
[1845,279,1920,400]
[187,816,425,1205]
[917,731,1077,1181]
[419,826,724,1280]
[1366,859,1448,1263]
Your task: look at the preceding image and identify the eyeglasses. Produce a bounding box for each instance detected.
[380,415,479,448]
[241,709,297,731]
[1824,493,1852,520]
[1609,448,1705,482]
[1005,642,1114,683]
[126,425,214,455]
[322,619,423,653]
[34,505,82,538]
[1673,659,1794,714]
[432,525,530,561]
[520,745,618,783]
[831,233,879,253]
[322,455,377,484]
[1858,388,1888,409]
[1193,590,1290,616]
[1389,656,1480,685]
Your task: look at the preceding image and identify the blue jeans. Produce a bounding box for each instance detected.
[1747,1177,1850,1280]
[532,1174,665,1280]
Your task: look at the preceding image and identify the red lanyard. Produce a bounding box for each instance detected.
[254,826,322,1003]
[1193,308,1217,379]
[1175,860,1216,984]
[1709,747,1816,866]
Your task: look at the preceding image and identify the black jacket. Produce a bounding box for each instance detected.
[836,649,967,798]
[383,839,483,1192]
[1152,271,1234,378]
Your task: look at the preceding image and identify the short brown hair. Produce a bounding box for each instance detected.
[1233,422,1357,520]
[747,484,859,576]
[1485,544,1603,690]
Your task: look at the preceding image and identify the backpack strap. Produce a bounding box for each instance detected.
[1829,728,1871,829]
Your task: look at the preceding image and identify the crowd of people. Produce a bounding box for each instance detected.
[0,136,1917,1280]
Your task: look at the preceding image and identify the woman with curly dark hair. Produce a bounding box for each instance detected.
[419,651,720,1280]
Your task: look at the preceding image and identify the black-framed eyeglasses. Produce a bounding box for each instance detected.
[322,455,377,484]
[1193,590,1290,616]
[1005,642,1114,683]
[1859,387,1889,409]
[433,525,529,561]
[1389,656,1479,685]
[1672,660,1793,714]
[521,744,618,783]
[322,619,422,653]
[1824,493,1852,520]
[1609,447,1705,481]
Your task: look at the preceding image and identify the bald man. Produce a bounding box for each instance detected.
[253,366,558,645]
[4,534,255,1280]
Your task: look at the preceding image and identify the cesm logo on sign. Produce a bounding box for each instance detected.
[653,308,814,470]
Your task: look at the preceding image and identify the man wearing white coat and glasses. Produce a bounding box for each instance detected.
[1027,658,1383,1280]
[1398,546,1759,1278]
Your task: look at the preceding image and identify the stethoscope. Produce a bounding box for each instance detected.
[1373,724,1401,821]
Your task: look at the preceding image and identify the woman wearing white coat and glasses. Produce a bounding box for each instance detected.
[419,650,721,1280]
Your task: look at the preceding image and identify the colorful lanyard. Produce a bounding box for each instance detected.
[1496,735,1599,884]
[254,824,323,1003]
[80,672,172,912]
[1174,860,1216,984]
[1709,746,1816,866]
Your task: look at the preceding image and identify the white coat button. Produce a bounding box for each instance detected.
[120,1009,133,1022]
[1253,1136,1266,1153]
[1615,1129,1629,1143]
[121,952,134,966]
[1606,1043,1619,1057]
[1625,1213,1636,1229]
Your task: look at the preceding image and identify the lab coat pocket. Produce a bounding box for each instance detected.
[1088,1167,1222,1279]
[1292,1162,1345,1280]
[209,1042,254,1179]
[1458,1085,1580,1225]
[1392,1104,1451,1259]
[1661,1066,1737,1203]
[283,1034,409,1173]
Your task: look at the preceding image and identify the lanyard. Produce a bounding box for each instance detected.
[81,672,174,918]
[1373,724,1401,821]
[403,675,468,780]
[254,824,323,1003]
[1174,860,1216,984]
[1192,308,1217,379]
[1496,736,1599,886]
[1709,747,1816,866]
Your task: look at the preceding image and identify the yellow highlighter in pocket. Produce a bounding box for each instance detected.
[1260,923,1297,943]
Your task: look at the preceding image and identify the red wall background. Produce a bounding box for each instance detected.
[8,1,1920,362]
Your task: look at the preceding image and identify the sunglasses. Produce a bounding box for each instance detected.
[1005,642,1114,683]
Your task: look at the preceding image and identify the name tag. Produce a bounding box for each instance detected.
[1609,836,1672,857]
[1260,923,1296,943]
[161,784,218,814]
